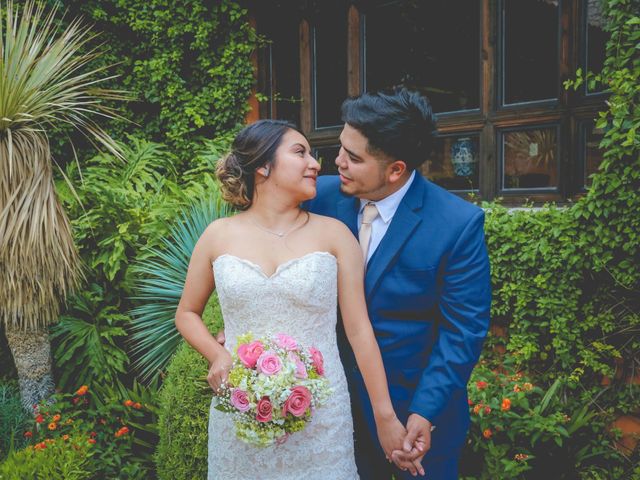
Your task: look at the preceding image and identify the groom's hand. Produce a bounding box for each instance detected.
[390,414,432,476]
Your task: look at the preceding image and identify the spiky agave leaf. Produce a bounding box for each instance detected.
[129,191,232,382]
[0,0,130,331]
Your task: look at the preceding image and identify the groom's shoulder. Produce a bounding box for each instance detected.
[316,175,342,197]
[420,174,484,222]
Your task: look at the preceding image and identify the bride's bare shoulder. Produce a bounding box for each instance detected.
[308,213,354,241]
[201,215,244,253]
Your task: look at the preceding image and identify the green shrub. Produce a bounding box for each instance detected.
[20,382,159,479]
[0,434,93,480]
[0,381,31,460]
[154,296,222,480]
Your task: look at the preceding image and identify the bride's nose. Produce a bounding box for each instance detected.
[308,155,321,171]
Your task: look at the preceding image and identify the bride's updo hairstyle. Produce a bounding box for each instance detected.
[216,119,302,210]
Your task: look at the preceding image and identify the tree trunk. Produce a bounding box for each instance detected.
[4,324,54,410]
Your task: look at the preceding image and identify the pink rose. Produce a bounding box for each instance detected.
[230,388,250,413]
[281,386,312,418]
[288,352,307,379]
[256,397,273,423]
[275,333,298,351]
[237,341,264,369]
[309,347,325,376]
[256,351,282,376]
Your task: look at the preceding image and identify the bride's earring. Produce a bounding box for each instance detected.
[262,166,270,177]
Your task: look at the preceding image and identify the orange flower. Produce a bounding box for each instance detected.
[34,442,46,450]
[88,438,96,445]
[476,381,488,390]
[501,398,512,411]
[62,434,70,441]
[35,414,44,424]
[513,384,522,393]
[482,428,492,439]
[468,399,474,406]
[523,382,533,391]
[48,422,57,431]
[76,385,89,396]
[115,426,130,438]
[514,453,529,461]
[473,404,482,415]
[52,414,61,422]
[24,431,33,438]
[124,399,134,407]
[133,402,142,410]
[484,406,491,415]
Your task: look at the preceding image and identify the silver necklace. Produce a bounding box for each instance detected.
[250,211,309,238]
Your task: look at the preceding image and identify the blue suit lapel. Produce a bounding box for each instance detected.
[336,196,359,238]
[365,175,425,300]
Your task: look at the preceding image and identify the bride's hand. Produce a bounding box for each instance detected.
[375,413,407,461]
[207,349,232,394]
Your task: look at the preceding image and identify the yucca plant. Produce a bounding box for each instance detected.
[129,190,232,382]
[0,0,129,408]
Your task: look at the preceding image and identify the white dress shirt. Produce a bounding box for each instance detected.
[358,170,416,264]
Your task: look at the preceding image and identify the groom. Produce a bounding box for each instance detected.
[305,88,491,479]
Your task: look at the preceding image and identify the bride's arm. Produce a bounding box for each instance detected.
[175,227,232,392]
[331,221,406,459]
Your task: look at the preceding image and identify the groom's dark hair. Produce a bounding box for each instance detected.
[341,87,437,170]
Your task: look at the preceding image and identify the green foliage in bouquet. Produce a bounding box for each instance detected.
[154,298,222,480]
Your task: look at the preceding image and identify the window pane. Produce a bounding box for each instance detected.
[314,145,340,175]
[314,4,348,128]
[260,8,300,125]
[365,0,480,113]
[503,0,559,104]
[584,122,604,187]
[503,127,558,189]
[586,0,607,94]
[421,135,480,191]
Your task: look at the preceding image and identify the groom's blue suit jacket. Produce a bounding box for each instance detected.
[305,173,491,455]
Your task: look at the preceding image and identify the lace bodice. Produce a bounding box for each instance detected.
[213,251,339,355]
[207,251,359,480]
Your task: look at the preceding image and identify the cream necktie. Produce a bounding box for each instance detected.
[359,202,379,262]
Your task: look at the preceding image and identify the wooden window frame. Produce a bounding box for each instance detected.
[255,0,608,205]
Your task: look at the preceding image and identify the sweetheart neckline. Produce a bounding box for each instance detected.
[212,251,337,280]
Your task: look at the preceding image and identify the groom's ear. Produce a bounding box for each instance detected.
[387,160,408,183]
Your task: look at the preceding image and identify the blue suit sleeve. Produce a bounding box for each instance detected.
[408,209,491,424]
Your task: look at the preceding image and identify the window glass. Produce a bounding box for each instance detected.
[585,0,607,94]
[583,122,605,187]
[260,8,300,125]
[503,0,559,104]
[314,145,340,175]
[421,135,480,191]
[314,3,348,128]
[502,127,559,189]
[365,0,480,113]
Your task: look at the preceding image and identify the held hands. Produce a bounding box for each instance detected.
[390,413,433,477]
[374,412,408,462]
[207,348,232,394]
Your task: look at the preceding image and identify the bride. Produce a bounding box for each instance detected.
[175,120,406,479]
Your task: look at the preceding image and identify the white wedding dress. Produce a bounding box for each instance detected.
[208,251,360,480]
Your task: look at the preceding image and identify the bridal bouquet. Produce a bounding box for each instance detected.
[213,332,332,447]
